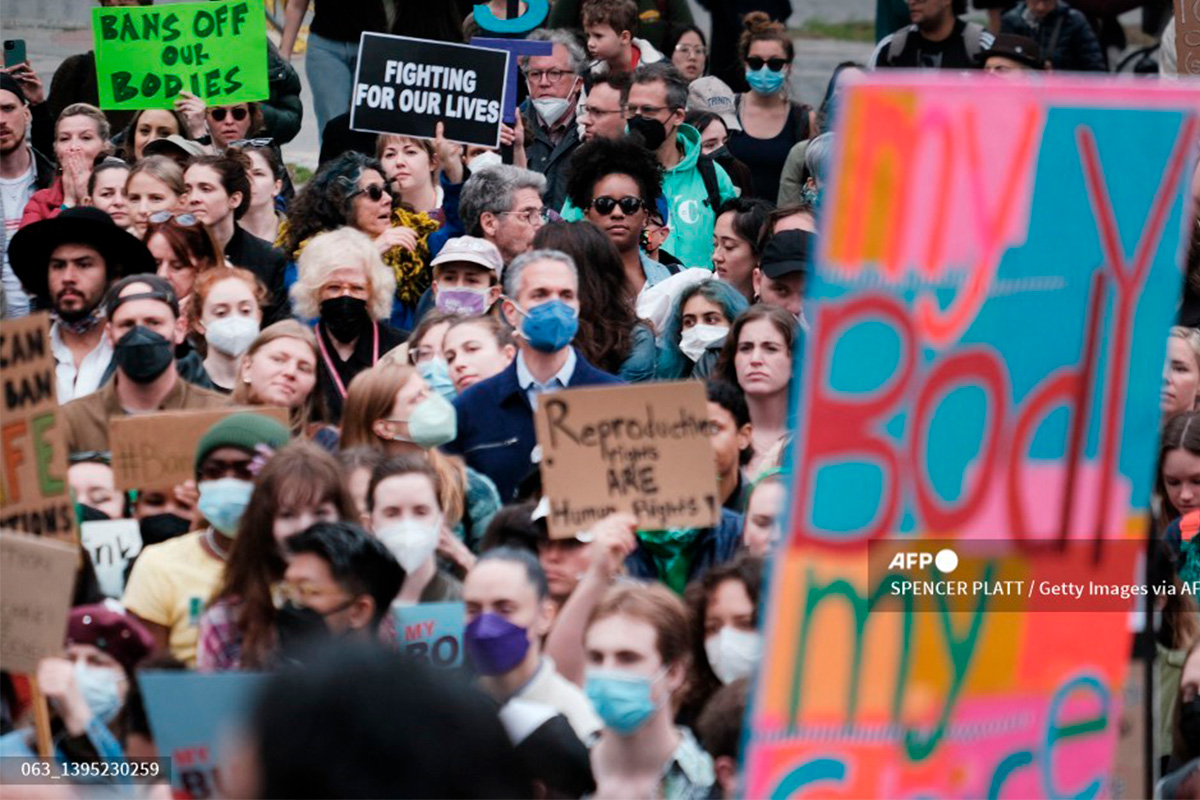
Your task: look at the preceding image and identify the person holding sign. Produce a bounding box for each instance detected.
[519,29,587,212]
[8,206,156,403]
[446,249,623,502]
[0,604,154,770]
[60,274,230,455]
[116,107,193,163]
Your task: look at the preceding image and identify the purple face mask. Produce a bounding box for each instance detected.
[436,287,491,316]
[464,612,530,675]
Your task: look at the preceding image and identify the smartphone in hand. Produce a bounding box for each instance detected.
[3,39,27,69]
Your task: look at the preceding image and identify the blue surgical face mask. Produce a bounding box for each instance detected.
[197,477,255,536]
[745,66,787,95]
[511,298,579,353]
[418,357,457,402]
[75,661,124,724]
[585,667,666,735]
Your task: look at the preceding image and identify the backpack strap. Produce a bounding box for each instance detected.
[963,21,985,61]
[886,26,911,64]
[696,155,723,211]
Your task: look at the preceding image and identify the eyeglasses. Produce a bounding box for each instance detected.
[675,45,707,57]
[582,104,624,118]
[321,281,369,299]
[589,195,644,216]
[209,107,249,122]
[349,183,389,202]
[525,68,574,84]
[273,582,353,610]
[500,207,550,225]
[149,211,198,226]
[228,137,273,148]
[746,56,789,72]
[624,104,675,118]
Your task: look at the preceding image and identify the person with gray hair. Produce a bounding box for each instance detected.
[803,132,834,193]
[460,165,549,265]
[519,29,587,212]
[445,248,622,502]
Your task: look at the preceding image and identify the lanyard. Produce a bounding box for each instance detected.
[316,321,379,399]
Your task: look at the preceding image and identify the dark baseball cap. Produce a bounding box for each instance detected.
[760,230,813,279]
[980,34,1045,70]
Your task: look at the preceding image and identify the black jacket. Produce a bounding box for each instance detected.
[1001,2,1107,71]
[262,41,304,145]
[520,101,581,213]
[224,227,291,325]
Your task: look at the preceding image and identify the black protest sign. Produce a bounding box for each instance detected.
[350,33,509,148]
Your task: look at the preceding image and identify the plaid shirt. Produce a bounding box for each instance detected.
[660,728,717,800]
[196,598,244,672]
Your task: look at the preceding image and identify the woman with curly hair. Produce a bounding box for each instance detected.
[289,227,405,423]
[563,136,672,298]
[533,221,657,381]
[282,151,441,330]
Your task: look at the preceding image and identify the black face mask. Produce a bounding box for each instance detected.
[1182,697,1200,753]
[114,325,175,383]
[274,600,335,664]
[138,513,191,546]
[319,296,370,344]
[627,116,668,151]
[709,145,732,162]
[76,503,111,524]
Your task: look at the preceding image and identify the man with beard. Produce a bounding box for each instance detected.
[1,71,54,318]
[60,274,229,455]
[9,206,156,402]
[870,0,994,69]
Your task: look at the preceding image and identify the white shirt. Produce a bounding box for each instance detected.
[51,322,114,403]
[0,159,35,317]
[516,348,576,410]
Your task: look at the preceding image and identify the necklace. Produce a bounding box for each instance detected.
[204,527,229,561]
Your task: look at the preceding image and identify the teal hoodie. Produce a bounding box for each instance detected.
[560,124,739,269]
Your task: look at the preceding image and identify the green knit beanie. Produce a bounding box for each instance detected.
[194,413,291,475]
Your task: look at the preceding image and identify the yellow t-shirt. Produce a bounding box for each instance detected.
[122,530,225,667]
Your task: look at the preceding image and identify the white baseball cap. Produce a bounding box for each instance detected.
[431,236,505,276]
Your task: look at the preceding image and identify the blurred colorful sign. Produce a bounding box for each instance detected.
[744,75,1200,798]
[394,601,465,669]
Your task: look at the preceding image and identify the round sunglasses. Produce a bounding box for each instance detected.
[350,183,389,202]
[589,195,644,216]
[149,210,198,226]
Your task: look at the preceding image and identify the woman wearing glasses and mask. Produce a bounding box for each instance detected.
[283,151,434,329]
[724,14,816,203]
[290,227,407,424]
[184,152,291,323]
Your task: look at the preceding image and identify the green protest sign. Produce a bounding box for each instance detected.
[92,0,268,111]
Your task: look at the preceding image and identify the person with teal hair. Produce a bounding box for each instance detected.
[656,279,750,380]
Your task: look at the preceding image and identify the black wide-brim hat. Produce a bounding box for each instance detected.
[8,206,156,302]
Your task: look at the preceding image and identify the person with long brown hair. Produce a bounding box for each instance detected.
[533,220,656,381]
[340,362,497,563]
[1158,411,1200,534]
[196,440,358,671]
[715,304,798,477]
[233,320,323,436]
[144,214,224,329]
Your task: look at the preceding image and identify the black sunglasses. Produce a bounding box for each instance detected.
[210,107,249,122]
[351,183,389,202]
[746,56,789,72]
[590,195,644,216]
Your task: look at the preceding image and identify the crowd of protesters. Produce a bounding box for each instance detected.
[1,0,1197,796]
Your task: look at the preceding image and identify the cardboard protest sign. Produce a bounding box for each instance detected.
[394,602,465,669]
[92,0,268,110]
[1177,0,1200,75]
[743,74,1200,797]
[470,37,553,126]
[81,518,143,599]
[140,670,267,798]
[0,313,76,542]
[534,381,719,538]
[110,406,288,491]
[0,531,80,674]
[350,33,508,148]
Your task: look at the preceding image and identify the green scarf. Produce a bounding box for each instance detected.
[637,528,704,594]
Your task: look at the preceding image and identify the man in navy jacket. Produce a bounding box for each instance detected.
[444,249,622,501]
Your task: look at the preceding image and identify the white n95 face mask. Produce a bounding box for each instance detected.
[377,518,440,572]
[704,627,763,684]
[468,151,503,174]
[680,324,729,362]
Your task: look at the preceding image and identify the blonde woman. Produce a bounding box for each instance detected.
[126,156,186,238]
[21,103,111,226]
[233,320,323,435]
[1165,326,1200,418]
[340,361,498,566]
[289,226,405,423]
